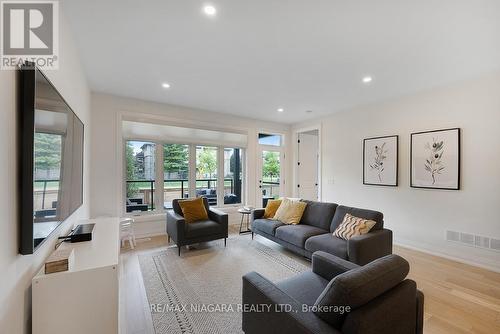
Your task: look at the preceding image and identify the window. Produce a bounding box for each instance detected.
[163,144,189,209]
[196,146,218,206]
[124,140,245,213]
[224,148,242,204]
[262,151,281,199]
[258,133,282,146]
[125,141,156,212]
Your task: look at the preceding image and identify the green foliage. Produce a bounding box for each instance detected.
[197,147,217,178]
[164,144,188,174]
[263,151,280,180]
[34,133,62,170]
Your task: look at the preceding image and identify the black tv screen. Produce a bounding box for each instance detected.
[19,63,84,254]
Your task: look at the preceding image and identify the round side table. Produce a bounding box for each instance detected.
[238,208,252,234]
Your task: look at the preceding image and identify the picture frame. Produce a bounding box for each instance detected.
[410,128,460,190]
[363,135,398,186]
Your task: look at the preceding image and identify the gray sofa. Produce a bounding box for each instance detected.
[166,197,228,255]
[242,251,424,334]
[251,200,392,265]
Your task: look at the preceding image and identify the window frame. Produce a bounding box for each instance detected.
[123,138,246,216]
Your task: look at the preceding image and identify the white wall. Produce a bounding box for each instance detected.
[0,12,91,334]
[90,93,292,235]
[294,72,500,272]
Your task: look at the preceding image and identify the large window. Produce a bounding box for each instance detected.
[124,140,245,213]
[163,144,189,209]
[196,146,218,206]
[125,141,156,212]
[224,148,242,204]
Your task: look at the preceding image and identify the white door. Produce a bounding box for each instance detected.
[297,132,319,201]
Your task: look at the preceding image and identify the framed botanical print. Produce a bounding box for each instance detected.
[410,128,460,190]
[363,135,398,186]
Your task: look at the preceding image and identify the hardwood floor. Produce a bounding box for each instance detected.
[119,221,500,334]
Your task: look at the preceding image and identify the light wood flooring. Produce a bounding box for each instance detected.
[120,217,500,334]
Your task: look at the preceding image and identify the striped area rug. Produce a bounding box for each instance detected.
[139,237,308,334]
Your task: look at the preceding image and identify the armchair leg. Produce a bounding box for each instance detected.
[178,245,181,256]
[224,238,227,247]
[167,235,171,243]
[251,232,254,240]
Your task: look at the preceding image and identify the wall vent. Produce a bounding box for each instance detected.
[474,235,490,249]
[460,233,474,245]
[446,230,499,252]
[491,238,500,251]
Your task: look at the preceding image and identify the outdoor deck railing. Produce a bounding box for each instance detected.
[126,178,238,211]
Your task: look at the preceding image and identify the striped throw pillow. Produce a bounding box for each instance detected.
[333,213,376,240]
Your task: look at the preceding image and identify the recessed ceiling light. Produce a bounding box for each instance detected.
[277,108,284,113]
[362,76,373,84]
[162,82,171,89]
[305,110,313,113]
[203,5,217,17]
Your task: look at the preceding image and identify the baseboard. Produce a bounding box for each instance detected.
[394,240,500,273]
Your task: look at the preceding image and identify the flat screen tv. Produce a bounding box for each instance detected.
[18,63,84,254]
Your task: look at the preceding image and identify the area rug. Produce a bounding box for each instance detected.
[138,237,309,334]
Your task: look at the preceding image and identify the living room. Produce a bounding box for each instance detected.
[1,1,499,334]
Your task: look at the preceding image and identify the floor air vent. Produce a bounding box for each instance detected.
[446,230,500,252]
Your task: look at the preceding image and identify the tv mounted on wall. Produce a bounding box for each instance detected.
[18,62,84,255]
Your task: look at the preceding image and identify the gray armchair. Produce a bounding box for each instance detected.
[242,252,424,334]
[166,197,228,255]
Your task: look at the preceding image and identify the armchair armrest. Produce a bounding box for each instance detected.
[208,208,228,231]
[312,251,359,281]
[166,210,186,243]
[251,208,265,221]
[347,229,393,265]
[242,272,339,334]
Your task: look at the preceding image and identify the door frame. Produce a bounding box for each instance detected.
[293,125,322,201]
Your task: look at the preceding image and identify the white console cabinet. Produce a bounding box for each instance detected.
[32,217,120,334]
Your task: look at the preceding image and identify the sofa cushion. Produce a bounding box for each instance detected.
[173,197,210,216]
[333,213,377,240]
[177,197,209,223]
[275,225,328,248]
[274,198,308,225]
[264,199,282,218]
[300,200,338,230]
[276,271,329,306]
[313,254,410,328]
[330,205,383,233]
[185,220,223,238]
[252,219,284,236]
[305,234,348,259]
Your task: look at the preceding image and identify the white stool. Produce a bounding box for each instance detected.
[120,218,137,249]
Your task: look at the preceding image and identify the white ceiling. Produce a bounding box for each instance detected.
[63,0,500,124]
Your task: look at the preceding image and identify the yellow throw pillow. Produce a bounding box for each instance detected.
[264,199,282,218]
[333,213,376,240]
[178,197,209,223]
[273,198,307,225]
